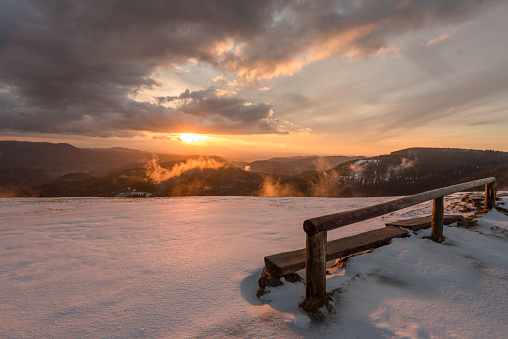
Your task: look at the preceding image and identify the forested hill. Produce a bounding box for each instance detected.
[33,147,508,197]
[234,155,365,175]
[316,148,508,196]
[1,142,507,197]
[0,141,155,176]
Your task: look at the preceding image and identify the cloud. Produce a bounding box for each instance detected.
[379,63,508,132]
[212,75,226,84]
[152,135,171,141]
[216,0,501,81]
[156,87,272,123]
[425,33,450,47]
[0,0,503,137]
[0,0,281,136]
[155,86,284,134]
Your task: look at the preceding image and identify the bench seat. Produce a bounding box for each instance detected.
[264,226,409,277]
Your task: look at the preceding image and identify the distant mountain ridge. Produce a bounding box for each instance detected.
[0,140,226,184]
[234,155,365,175]
[0,141,365,196]
[1,141,507,197]
[0,141,154,177]
[313,147,508,196]
[0,140,362,184]
[228,147,508,197]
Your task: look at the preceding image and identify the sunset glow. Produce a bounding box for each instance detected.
[178,133,207,143]
[1,1,507,157]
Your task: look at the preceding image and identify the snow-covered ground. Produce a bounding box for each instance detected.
[1,195,507,338]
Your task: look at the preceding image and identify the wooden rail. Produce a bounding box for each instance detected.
[304,177,497,301]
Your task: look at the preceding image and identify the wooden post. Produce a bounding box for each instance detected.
[305,230,327,299]
[485,182,497,210]
[431,196,445,243]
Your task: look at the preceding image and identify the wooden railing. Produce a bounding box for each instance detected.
[303,177,497,301]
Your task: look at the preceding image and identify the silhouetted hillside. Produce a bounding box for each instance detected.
[156,167,264,196]
[37,169,155,197]
[235,155,365,175]
[318,148,508,196]
[36,165,265,197]
[0,141,155,177]
[464,164,508,190]
[0,168,54,187]
[0,141,228,192]
[248,148,508,197]
[3,142,507,197]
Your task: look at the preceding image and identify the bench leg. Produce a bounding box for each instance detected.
[485,182,497,210]
[305,231,327,299]
[431,196,445,243]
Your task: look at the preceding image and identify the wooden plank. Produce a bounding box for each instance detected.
[325,226,408,262]
[264,248,306,278]
[303,177,496,235]
[264,226,409,277]
[385,215,464,231]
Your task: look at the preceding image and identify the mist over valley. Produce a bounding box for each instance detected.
[1,141,507,198]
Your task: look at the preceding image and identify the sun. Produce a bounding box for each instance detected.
[179,133,207,143]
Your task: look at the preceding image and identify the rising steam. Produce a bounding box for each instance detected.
[255,177,304,197]
[388,158,415,174]
[145,156,228,184]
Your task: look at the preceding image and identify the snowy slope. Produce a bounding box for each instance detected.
[0,195,507,338]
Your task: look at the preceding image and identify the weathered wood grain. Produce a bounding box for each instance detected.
[305,231,327,299]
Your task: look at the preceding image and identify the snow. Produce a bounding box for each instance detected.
[1,195,507,338]
[355,159,380,166]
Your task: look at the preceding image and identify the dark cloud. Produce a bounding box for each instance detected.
[0,0,280,136]
[152,135,171,141]
[0,0,502,137]
[157,87,273,122]
[218,0,502,80]
[156,86,280,133]
[157,88,217,104]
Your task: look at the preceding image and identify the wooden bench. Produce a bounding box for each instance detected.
[259,177,497,307]
[264,225,409,277]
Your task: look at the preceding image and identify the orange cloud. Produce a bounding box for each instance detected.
[425,34,450,47]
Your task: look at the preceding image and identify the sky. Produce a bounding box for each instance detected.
[1,0,508,160]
